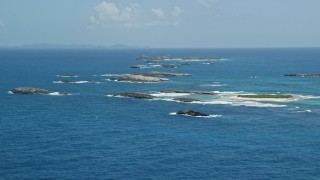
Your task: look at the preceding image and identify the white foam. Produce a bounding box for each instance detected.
[215,91,244,95]
[150,65,162,67]
[7,91,13,94]
[48,92,65,96]
[230,101,287,108]
[190,98,286,107]
[202,82,228,87]
[53,81,101,84]
[294,94,320,100]
[209,84,227,87]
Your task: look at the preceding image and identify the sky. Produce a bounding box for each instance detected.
[0,0,320,48]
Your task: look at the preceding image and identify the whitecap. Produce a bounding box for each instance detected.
[150,65,162,67]
[53,81,64,83]
[297,109,312,113]
[7,91,13,94]
[209,84,227,87]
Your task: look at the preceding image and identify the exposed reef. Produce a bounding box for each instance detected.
[56,74,78,78]
[284,74,320,77]
[237,94,293,99]
[172,98,200,102]
[135,71,192,77]
[161,64,177,68]
[114,92,156,99]
[177,110,209,117]
[111,75,169,83]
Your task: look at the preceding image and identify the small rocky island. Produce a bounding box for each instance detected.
[284,74,320,77]
[111,75,169,83]
[172,98,199,102]
[56,74,78,78]
[135,71,192,77]
[176,110,209,117]
[114,92,156,99]
[10,87,67,95]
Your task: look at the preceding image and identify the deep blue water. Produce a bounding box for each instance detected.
[1,48,320,179]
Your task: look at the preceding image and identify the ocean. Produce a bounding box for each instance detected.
[0,48,320,179]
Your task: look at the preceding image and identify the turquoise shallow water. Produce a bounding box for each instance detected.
[0,48,320,179]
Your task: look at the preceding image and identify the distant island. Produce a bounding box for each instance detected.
[0,43,145,49]
[136,55,223,61]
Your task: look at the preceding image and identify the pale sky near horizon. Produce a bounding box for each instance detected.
[0,0,319,48]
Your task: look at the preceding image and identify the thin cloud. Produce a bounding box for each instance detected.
[196,0,220,8]
[151,8,165,19]
[90,1,184,28]
[0,20,4,27]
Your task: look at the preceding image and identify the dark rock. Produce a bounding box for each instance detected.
[10,87,51,95]
[172,98,199,102]
[60,80,76,83]
[114,92,156,99]
[160,90,217,95]
[161,64,177,68]
[130,65,145,69]
[177,110,209,117]
[146,60,160,64]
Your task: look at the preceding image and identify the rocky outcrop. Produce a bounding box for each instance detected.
[10,87,67,95]
[284,74,320,77]
[111,75,169,83]
[130,65,145,69]
[135,71,191,77]
[57,74,78,77]
[172,98,199,102]
[114,92,156,99]
[177,110,209,117]
[11,87,50,94]
[160,90,217,95]
[161,64,177,68]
